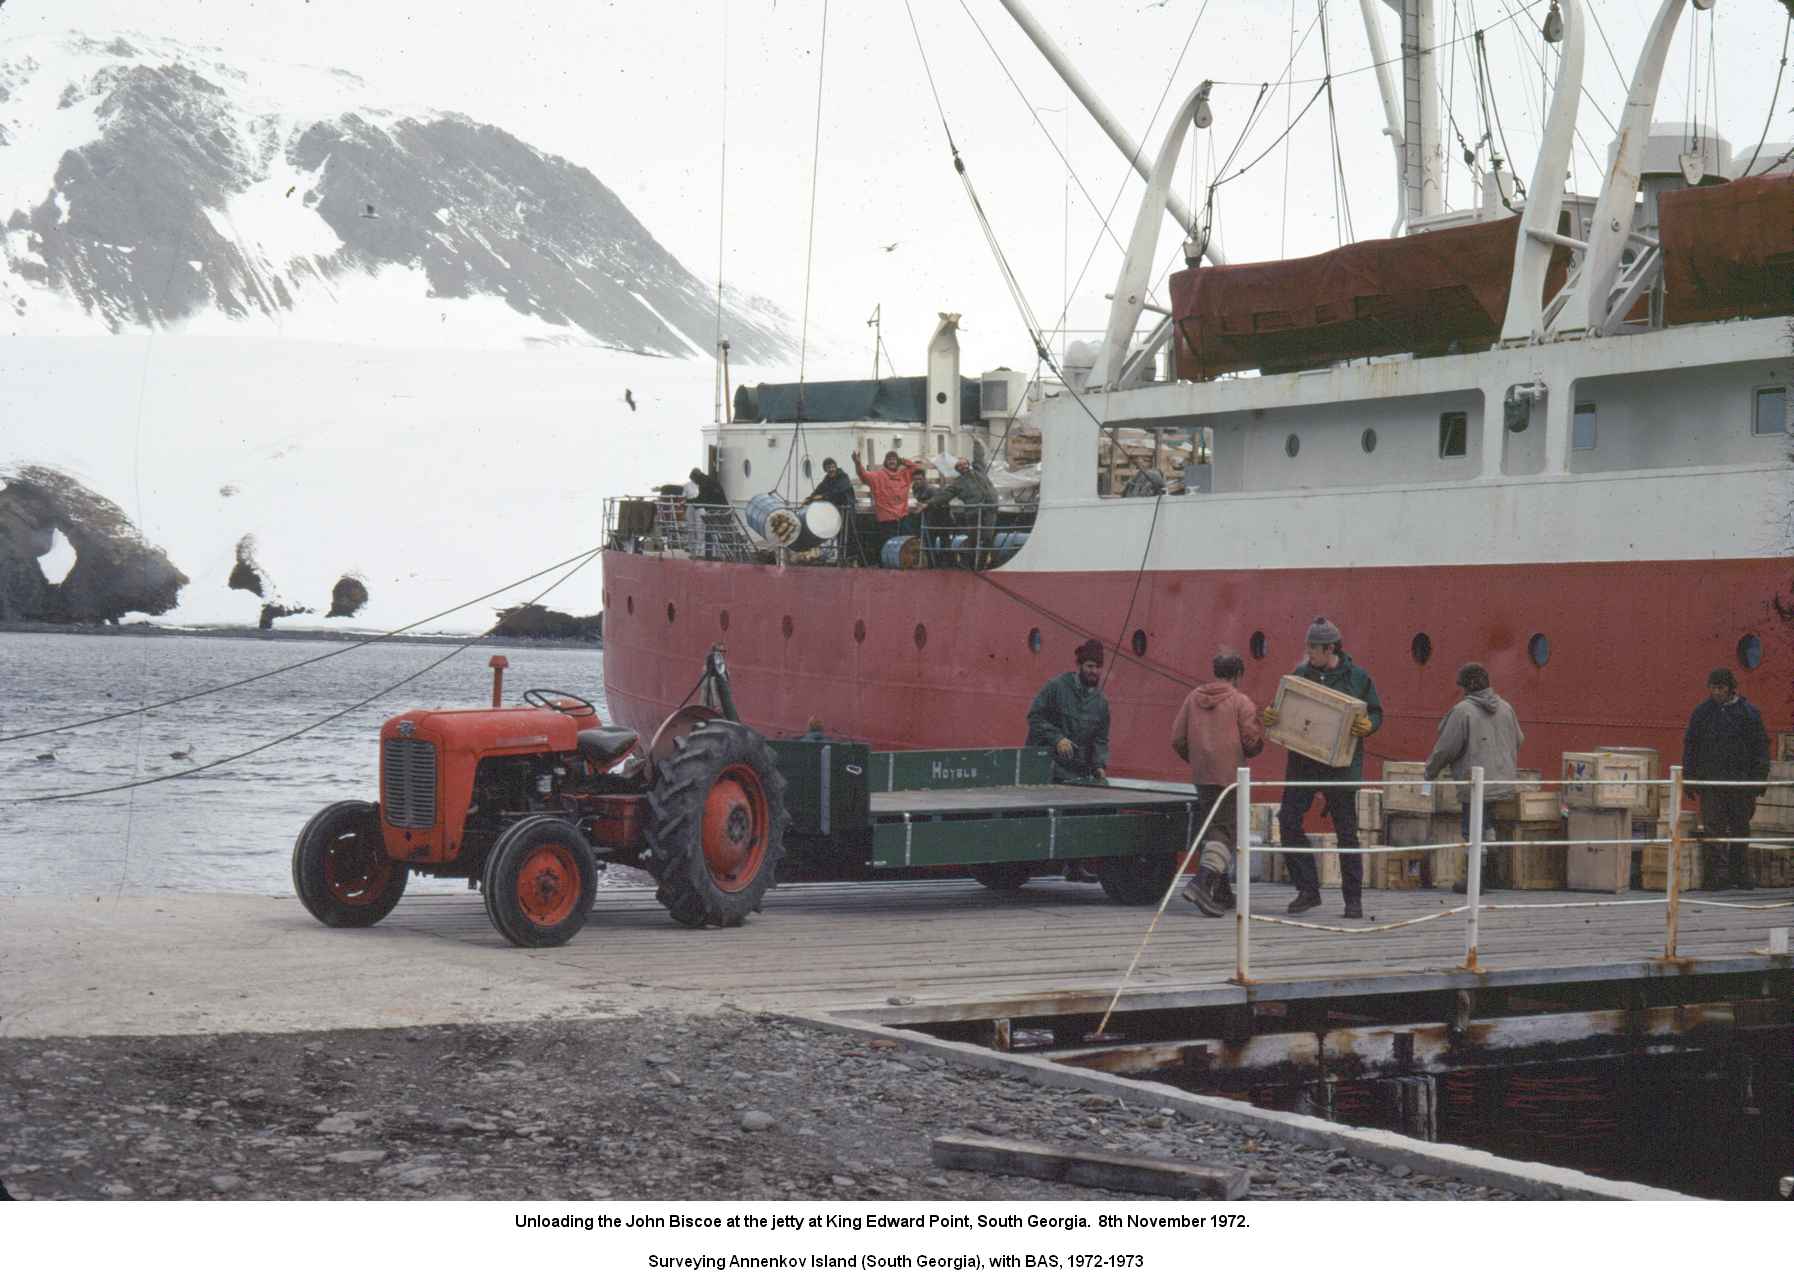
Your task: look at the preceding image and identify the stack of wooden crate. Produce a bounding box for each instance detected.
[1563,749,1658,893]
[1489,768,1558,889]
[1248,802,1279,882]
[1640,810,1702,891]
[1379,761,1458,889]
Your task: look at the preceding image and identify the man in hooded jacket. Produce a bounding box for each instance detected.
[1261,617,1382,918]
[1027,638,1111,784]
[1172,648,1263,916]
[1424,662,1524,893]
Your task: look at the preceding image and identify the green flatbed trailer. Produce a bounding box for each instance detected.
[769,742,1200,904]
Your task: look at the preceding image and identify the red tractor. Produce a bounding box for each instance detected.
[291,648,787,947]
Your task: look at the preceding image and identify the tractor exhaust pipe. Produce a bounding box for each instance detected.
[488,654,509,707]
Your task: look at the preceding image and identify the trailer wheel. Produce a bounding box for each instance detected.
[292,800,408,927]
[1097,853,1180,906]
[968,862,1034,892]
[646,720,788,928]
[482,816,598,948]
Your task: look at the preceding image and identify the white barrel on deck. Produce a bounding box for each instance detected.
[744,492,802,547]
[802,500,842,541]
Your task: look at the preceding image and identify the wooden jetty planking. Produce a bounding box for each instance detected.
[930,1134,1249,1200]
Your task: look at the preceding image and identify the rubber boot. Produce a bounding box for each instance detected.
[1286,891,1321,915]
[1181,868,1228,918]
[1341,895,1364,920]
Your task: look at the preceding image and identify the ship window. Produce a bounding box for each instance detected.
[720,609,730,631]
[854,618,866,644]
[626,595,634,615]
[1028,627,1042,654]
[802,458,813,478]
[1249,630,1267,660]
[1131,629,1148,658]
[1572,402,1597,451]
[1360,428,1378,454]
[914,623,928,651]
[1411,632,1433,665]
[782,615,795,640]
[1753,387,1787,437]
[866,439,876,465]
[935,392,947,405]
[1739,633,1763,671]
[743,458,753,478]
[1284,433,1300,458]
[666,603,676,624]
[1529,633,1549,667]
[891,436,902,452]
[1437,412,1468,458]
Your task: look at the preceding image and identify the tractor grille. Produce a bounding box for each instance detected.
[382,739,438,828]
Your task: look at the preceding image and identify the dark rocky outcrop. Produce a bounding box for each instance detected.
[0,465,188,622]
[227,535,264,596]
[327,574,369,618]
[258,602,312,630]
[488,603,602,642]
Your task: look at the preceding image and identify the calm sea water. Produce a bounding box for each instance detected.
[0,632,606,896]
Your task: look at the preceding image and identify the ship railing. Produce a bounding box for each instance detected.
[602,496,759,563]
[1097,767,1794,1031]
[902,502,1026,570]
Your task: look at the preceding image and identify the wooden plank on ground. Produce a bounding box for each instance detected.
[930,1133,1249,1200]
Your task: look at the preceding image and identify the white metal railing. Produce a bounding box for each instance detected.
[1099,765,1794,1026]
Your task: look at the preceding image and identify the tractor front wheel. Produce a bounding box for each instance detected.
[292,800,408,927]
[482,816,599,948]
[646,720,788,928]
[1097,853,1180,906]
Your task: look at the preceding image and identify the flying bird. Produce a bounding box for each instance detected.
[881,241,901,253]
[285,185,296,198]
[34,752,55,763]
[624,389,637,412]
[170,745,194,761]
[361,203,378,219]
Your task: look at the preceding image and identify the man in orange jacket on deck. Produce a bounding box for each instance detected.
[854,450,915,565]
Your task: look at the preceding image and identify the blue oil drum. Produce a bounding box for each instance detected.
[880,535,923,569]
[744,492,801,546]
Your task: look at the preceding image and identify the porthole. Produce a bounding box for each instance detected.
[626,595,634,616]
[1131,629,1148,658]
[666,602,676,624]
[1284,433,1300,458]
[1528,633,1550,667]
[720,609,730,631]
[1411,632,1432,665]
[743,458,753,478]
[935,392,947,405]
[854,618,866,644]
[914,623,928,651]
[1249,630,1267,660]
[1028,627,1042,654]
[803,458,813,478]
[1360,428,1377,453]
[1739,633,1763,670]
[782,614,794,640]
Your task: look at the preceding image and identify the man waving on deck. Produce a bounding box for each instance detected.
[1027,638,1111,784]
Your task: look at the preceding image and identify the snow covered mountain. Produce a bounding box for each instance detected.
[0,32,797,359]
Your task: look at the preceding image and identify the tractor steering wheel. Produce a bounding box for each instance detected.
[522,688,597,716]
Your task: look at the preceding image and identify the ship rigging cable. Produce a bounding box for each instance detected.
[0,545,608,745]
[1209,0,1545,87]
[8,549,601,805]
[1740,11,1793,177]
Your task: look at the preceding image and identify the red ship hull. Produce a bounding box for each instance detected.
[600,551,1790,784]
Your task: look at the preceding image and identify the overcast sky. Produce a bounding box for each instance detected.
[5,0,1790,378]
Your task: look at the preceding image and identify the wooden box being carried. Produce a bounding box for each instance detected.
[1499,820,1568,890]
[1266,675,1365,769]
[1563,751,1654,815]
[1565,809,1630,893]
[1382,761,1457,814]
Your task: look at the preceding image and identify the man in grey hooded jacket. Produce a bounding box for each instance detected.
[1424,663,1524,893]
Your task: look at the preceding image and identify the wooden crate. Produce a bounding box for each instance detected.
[1368,850,1429,890]
[1776,733,1794,764]
[1750,796,1794,832]
[1266,675,1365,769]
[1594,745,1661,816]
[1639,811,1700,891]
[1386,812,1459,848]
[1493,789,1561,822]
[1565,809,1630,893]
[1249,803,1280,844]
[1499,820,1568,890]
[1750,844,1794,888]
[1382,761,1457,814]
[1563,751,1654,814]
[1355,787,1384,832]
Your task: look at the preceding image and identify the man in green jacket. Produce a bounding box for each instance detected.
[1261,617,1383,918]
[1027,638,1110,784]
[927,457,999,569]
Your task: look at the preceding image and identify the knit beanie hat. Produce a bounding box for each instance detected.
[1456,662,1490,693]
[1074,638,1105,666]
[1305,616,1342,646]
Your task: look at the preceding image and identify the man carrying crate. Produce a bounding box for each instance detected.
[1261,617,1383,918]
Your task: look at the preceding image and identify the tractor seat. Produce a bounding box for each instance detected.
[577,727,639,768]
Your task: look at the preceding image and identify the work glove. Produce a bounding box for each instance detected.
[1055,738,1074,761]
[1350,714,1374,738]
[1260,706,1279,728]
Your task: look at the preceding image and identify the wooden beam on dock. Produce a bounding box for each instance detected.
[930,1133,1249,1200]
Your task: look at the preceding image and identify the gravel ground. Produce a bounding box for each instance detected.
[0,1013,1517,1201]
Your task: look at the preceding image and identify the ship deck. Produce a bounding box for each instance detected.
[3,879,1786,1039]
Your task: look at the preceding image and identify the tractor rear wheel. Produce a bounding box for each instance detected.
[1097,853,1180,906]
[645,720,788,928]
[968,862,1034,893]
[482,816,598,948]
[292,800,408,927]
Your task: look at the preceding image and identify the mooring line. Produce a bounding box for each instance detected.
[1249,906,1466,935]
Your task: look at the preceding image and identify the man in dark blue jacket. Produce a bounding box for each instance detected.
[1262,617,1382,918]
[1683,667,1770,890]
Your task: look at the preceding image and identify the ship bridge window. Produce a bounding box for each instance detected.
[1753,387,1787,437]
[743,458,753,478]
[1437,412,1468,459]
[803,458,813,478]
[1572,403,1598,451]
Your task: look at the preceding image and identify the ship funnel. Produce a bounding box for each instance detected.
[927,313,962,431]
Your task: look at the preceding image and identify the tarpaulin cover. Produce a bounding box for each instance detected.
[733,375,982,425]
[1660,173,1794,326]
[1170,216,1564,380]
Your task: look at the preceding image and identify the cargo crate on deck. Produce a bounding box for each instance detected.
[1355,787,1384,832]
[1749,844,1794,887]
[1776,733,1794,764]
[1265,676,1365,769]
[1563,751,1654,815]
[1499,820,1568,890]
[1369,850,1429,890]
[1566,809,1631,892]
[1594,746,1661,816]
[1383,761,1457,814]
[1640,811,1700,891]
